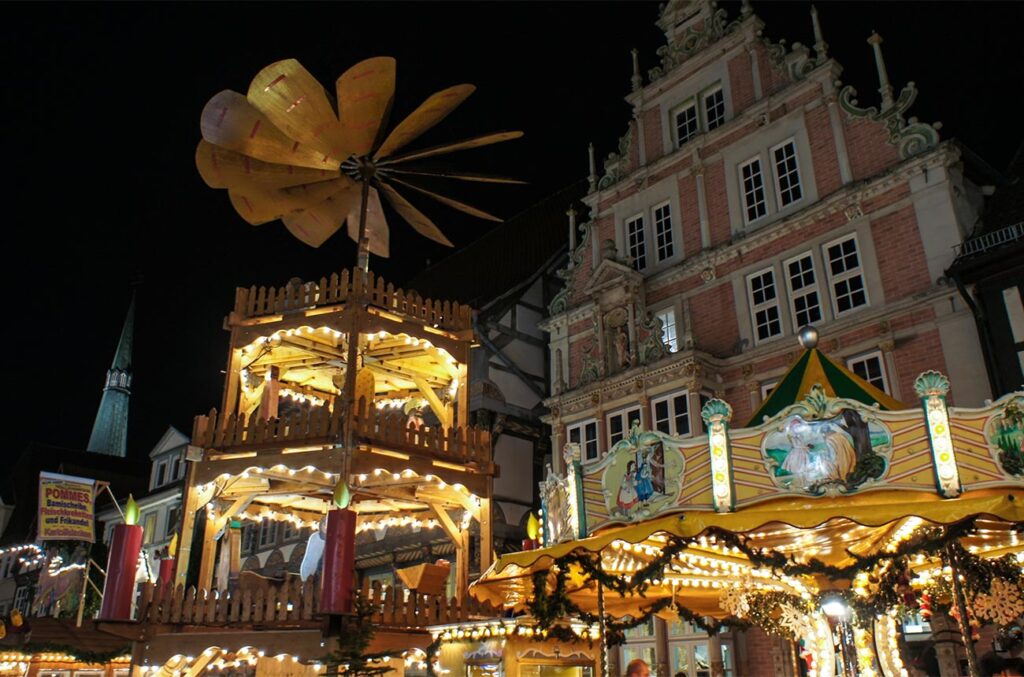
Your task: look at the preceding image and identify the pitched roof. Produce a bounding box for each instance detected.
[746,348,908,427]
[405,181,587,309]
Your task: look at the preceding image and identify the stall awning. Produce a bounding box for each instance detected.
[470,489,1024,618]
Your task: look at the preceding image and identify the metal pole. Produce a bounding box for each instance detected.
[945,543,981,677]
[597,580,610,677]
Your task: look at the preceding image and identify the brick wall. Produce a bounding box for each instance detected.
[843,116,900,180]
[804,105,842,197]
[705,159,731,246]
[728,51,756,113]
[871,204,932,302]
[893,327,951,405]
[690,282,740,357]
[643,107,664,166]
[678,174,702,256]
[737,627,793,677]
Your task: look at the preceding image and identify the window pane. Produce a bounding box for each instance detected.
[676,103,699,145]
[704,89,725,130]
[673,395,690,435]
[849,353,888,393]
[786,254,822,327]
[569,426,581,445]
[656,308,678,353]
[654,400,671,434]
[773,141,802,206]
[585,421,599,461]
[748,269,783,342]
[609,415,624,445]
[654,203,674,261]
[627,216,647,270]
[740,159,767,222]
[825,237,868,314]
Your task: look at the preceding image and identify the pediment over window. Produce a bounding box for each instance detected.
[583,258,643,298]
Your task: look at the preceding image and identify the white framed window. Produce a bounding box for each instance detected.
[142,512,157,544]
[655,308,678,353]
[607,407,642,448]
[747,268,783,342]
[154,461,167,488]
[13,586,31,614]
[74,670,104,677]
[242,525,258,554]
[568,419,600,463]
[653,202,675,261]
[703,87,725,130]
[626,214,647,271]
[166,505,182,538]
[739,157,768,224]
[847,351,889,393]
[784,252,823,328]
[760,380,779,401]
[651,392,691,436]
[771,139,803,207]
[824,234,869,315]
[282,521,296,542]
[674,101,699,146]
[258,520,278,548]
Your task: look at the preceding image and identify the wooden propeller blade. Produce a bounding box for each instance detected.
[377,182,453,247]
[373,84,475,161]
[336,56,396,158]
[200,90,337,170]
[377,131,523,166]
[247,59,349,165]
[387,177,502,222]
[382,167,526,184]
[346,186,390,258]
[226,177,355,226]
[283,182,362,247]
[196,140,337,190]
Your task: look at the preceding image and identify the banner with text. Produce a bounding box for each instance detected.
[38,472,97,542]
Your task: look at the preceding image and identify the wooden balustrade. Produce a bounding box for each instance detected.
[136,580,500,628]
[191,398,491,465]
[232,268,473,333]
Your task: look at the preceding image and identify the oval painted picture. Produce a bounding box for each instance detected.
[601,429,685,522]
[761,409,892,495]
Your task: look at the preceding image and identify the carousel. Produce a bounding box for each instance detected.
[470,329,1024,677]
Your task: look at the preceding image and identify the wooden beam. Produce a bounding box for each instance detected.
[426,502,461,544]
[413,376,451,428]
[364,361,447,388]
[214,493,257,539]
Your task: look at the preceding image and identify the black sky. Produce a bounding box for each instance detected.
[6,1,1022,460]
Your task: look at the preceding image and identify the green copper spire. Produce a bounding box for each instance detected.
[87,291,135,457]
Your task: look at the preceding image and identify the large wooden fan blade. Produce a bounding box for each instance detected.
[346,187,390,257]
[377,131,523,166]
[336,56,396,158]
[377,183,453,247]
[373,84,475,161]
[200,90,337,170]
[196,140,337,190]
[382,167,526,184]
[387,177,502,222]
[283,182,362,248]
[247,59,349,165]
[227,178,355,226]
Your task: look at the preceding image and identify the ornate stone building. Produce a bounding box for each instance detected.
[541,1,994,675]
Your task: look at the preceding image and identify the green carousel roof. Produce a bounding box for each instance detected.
[746,346,908,426]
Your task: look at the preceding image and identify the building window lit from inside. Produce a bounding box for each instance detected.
[656,308,678,353]
[825,235,869,315]
[847,351,889,393]
[627,214,647,271]
[608,407,643,446]
[568,419,599,463]
[748,268,783,342]
[652,391,691,436]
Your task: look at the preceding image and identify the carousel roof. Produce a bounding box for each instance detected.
[746,346,907,427]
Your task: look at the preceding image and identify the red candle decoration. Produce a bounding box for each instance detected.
[99,523,144,620]
[157,558,175,594]
[321,508,357,613]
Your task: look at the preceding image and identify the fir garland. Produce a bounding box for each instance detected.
[18,643,131,665]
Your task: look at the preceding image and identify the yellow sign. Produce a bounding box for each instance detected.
[38,472,97,542]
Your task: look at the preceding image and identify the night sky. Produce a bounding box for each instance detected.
[6,2,1022,460]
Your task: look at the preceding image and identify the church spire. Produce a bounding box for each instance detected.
[87,290,135,457]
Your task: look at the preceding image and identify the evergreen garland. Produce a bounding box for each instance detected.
[321,596,392,677]
[18,643,131,665]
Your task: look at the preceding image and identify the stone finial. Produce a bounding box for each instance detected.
[867,32,895,110]
[587,142,597,192]
[566,206,578,260]
[740,0,753,18]
[810,5,829,63]
[631,48,642,92]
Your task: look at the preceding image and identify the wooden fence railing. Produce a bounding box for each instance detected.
[136,579,500,628]
[232,268,473,333]
[192,398,491,465]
